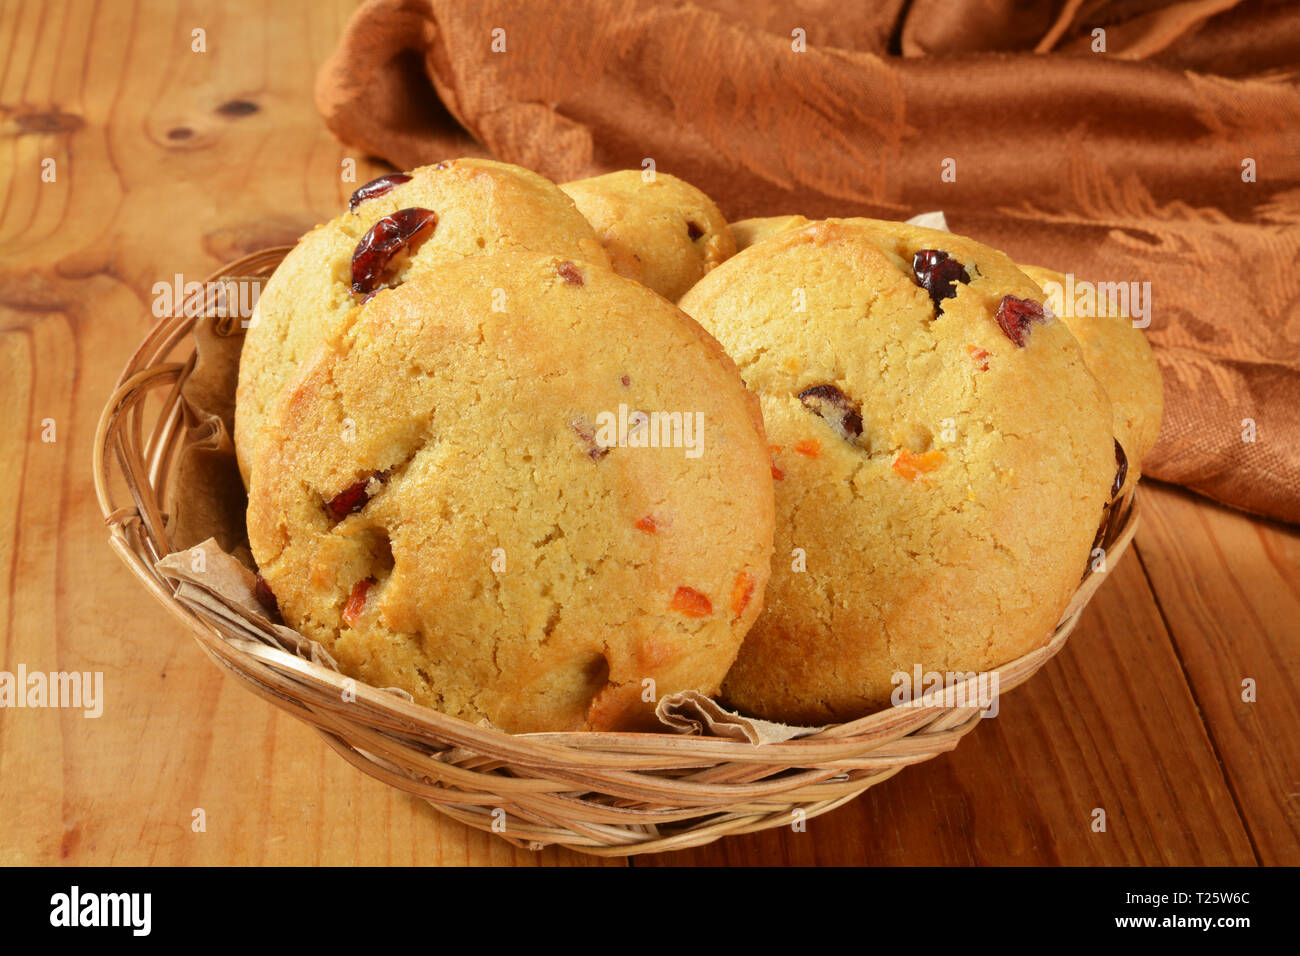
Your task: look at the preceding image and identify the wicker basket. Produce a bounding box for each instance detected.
[93,249,1140,857]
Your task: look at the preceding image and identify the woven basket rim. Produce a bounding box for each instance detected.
[92,246,1140,855]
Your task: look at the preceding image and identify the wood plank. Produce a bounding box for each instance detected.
[1133,481,1300,865]
[0,0,617,867]
[638,531,1257,865]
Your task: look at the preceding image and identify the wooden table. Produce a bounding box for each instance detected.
[2,0,1296,867]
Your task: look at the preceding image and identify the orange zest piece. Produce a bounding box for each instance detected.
[794,438,822,458]
[343,578,374,625]
[769,445,785,480]
[634,514,659,534]
[892,449,946,482]
[669,586,713,618]
[730,572,755,621]
[967,344,990,371]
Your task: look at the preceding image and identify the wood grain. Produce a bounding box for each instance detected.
[639,539,1258,865]
[0,0,1293,867]
[1132,482,1300,865]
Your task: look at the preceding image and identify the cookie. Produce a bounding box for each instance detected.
[235,158,609,484]
[246,253,774,734]
[1019,264,1163,495]
[678,219,1116,725]
[560,170,735,301]
[730,215,812,252]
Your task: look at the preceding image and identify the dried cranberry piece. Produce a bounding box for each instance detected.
[557,261,584,285]
[348,173,412,212]
[687,220,704,241]
[912,249,970,309]
[995,295,1046,348]
[798,384,863,442]
[1112,439,1129,499]
[570,418,608,461]
[324,470,389,521]
[254,574,281,620]
[350,207,438,294]
[342,577,375,626]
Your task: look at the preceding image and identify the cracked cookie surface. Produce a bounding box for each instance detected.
[246,253,774,733]
[235,158,609,484]
[678,219,1115,724]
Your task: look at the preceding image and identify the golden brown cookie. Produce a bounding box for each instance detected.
[730,215,812,252]
[1019,264,1163,495]
[246,253,774,734]
[561,170,734,301]
[678,219,1116,725]
[235,158,609,484]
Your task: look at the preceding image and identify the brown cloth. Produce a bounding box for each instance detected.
[315,0,1300,524]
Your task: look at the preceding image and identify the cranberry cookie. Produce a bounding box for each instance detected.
[235,158,608,484]
[561,170,734,301]
[678,219,1116,724]
[246,253,774,733]
[730,215,812,252]
[1020,264,1163,497]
